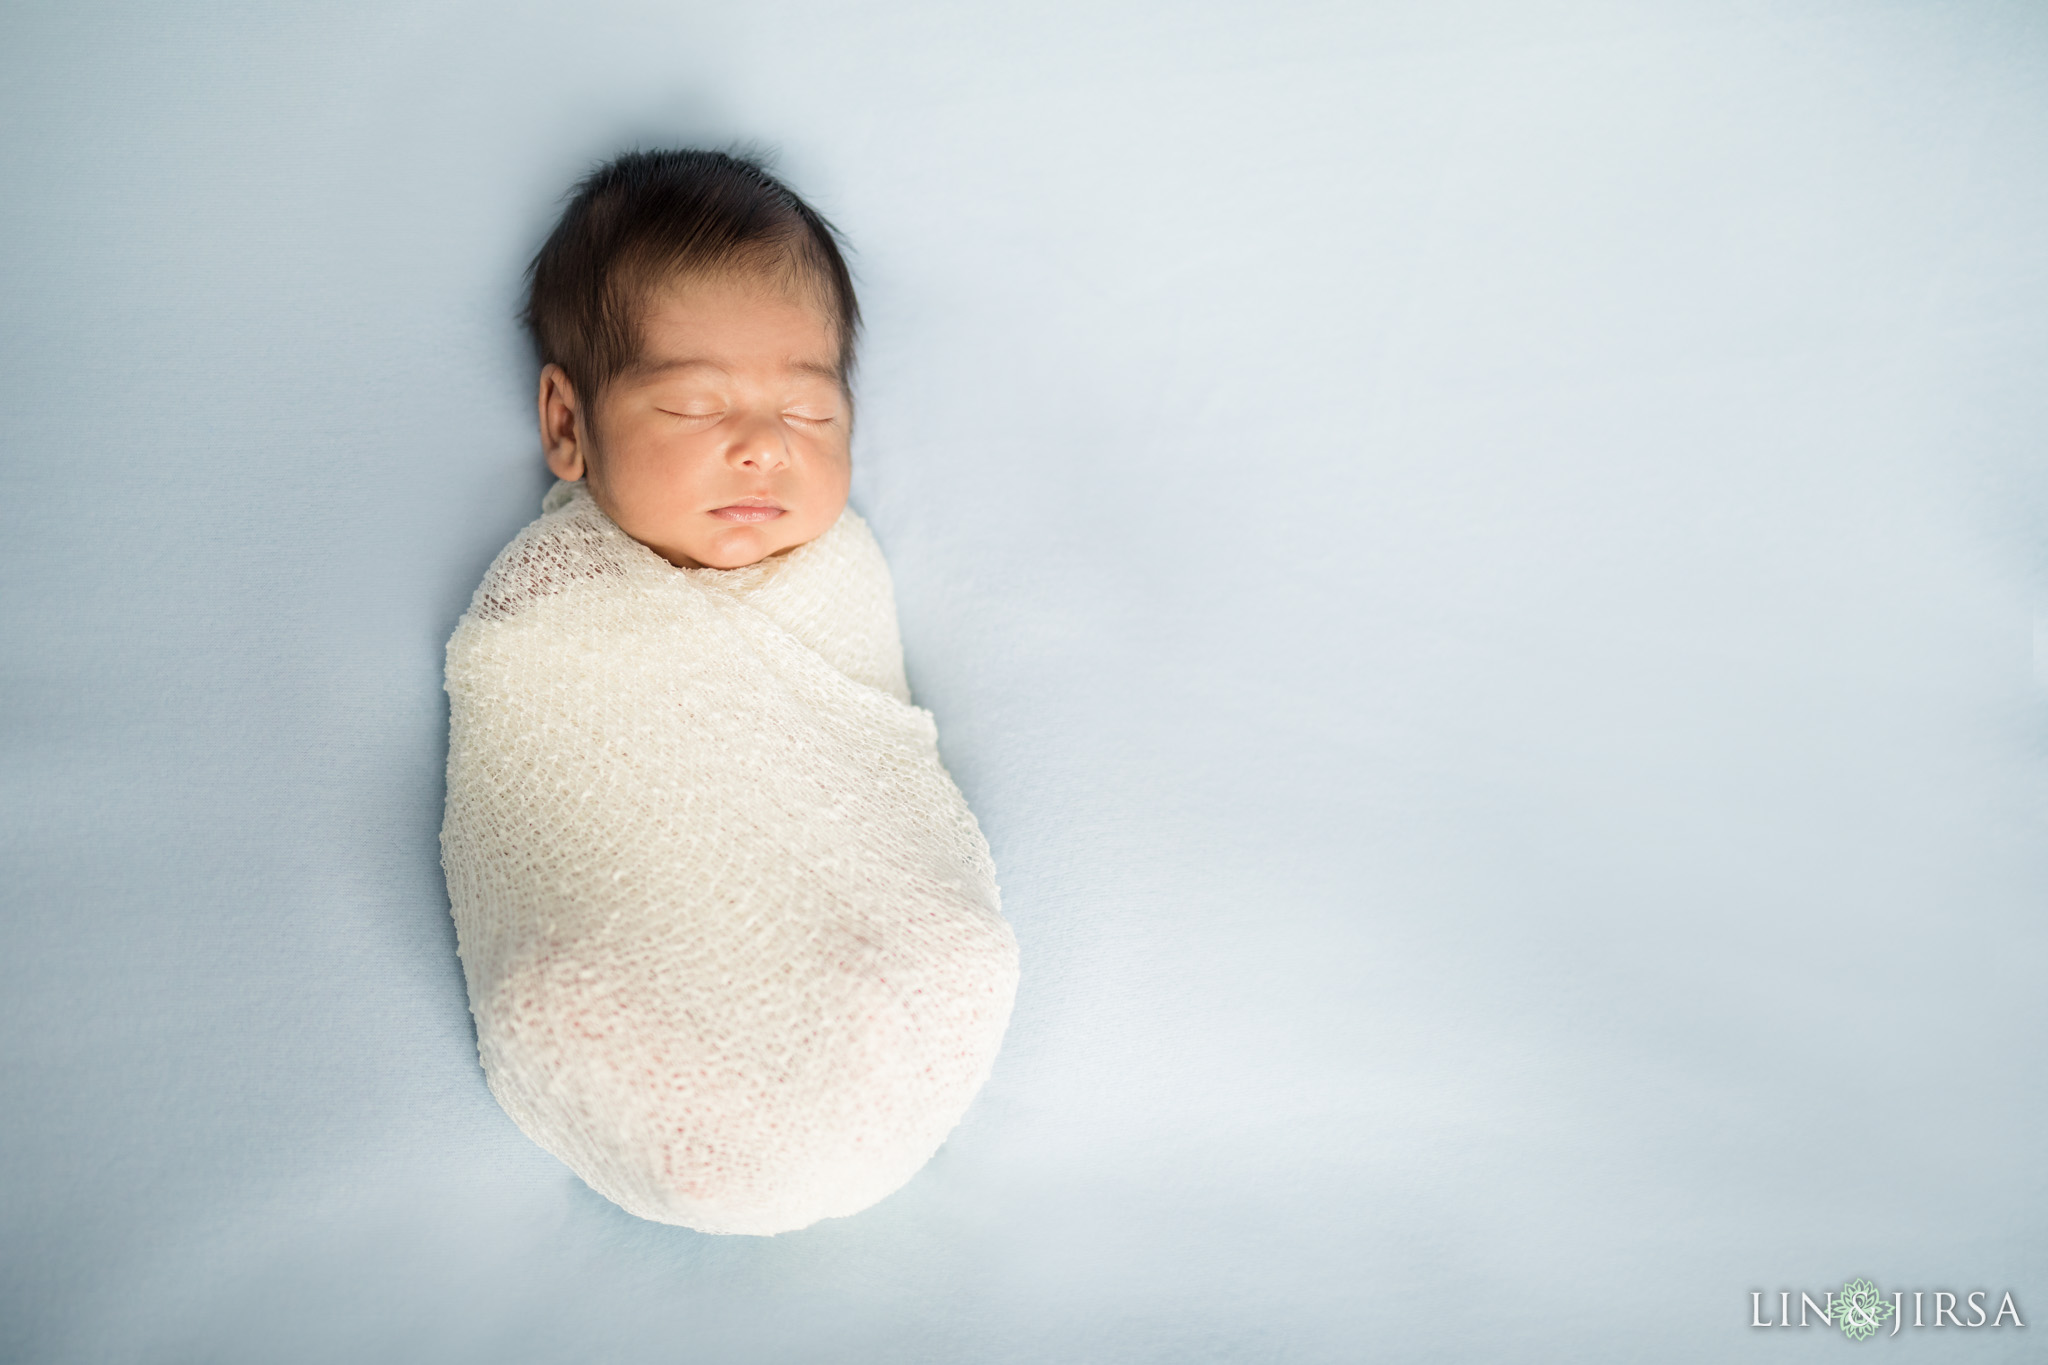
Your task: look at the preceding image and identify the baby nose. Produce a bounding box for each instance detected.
[729,420,791,470]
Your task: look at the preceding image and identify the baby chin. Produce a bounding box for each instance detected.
[691,507,818,568]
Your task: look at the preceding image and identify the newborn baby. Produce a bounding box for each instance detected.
[440,150,1018,1235]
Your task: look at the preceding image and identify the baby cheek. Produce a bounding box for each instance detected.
[804,496,849,545]
[808,444,853,511]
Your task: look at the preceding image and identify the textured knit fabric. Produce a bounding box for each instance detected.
[441,480,1019,1235]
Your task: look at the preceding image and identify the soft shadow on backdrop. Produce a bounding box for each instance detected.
[3,2,2044,1361]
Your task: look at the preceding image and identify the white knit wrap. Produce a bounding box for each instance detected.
[441,480,1018,1235]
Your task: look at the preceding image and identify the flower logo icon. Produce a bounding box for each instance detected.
[1835,1279,1895,1340]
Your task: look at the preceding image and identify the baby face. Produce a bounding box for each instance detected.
[540,272,851,570]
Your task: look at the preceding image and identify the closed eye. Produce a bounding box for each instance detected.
[783,411,838,425]
[656,408,724,422]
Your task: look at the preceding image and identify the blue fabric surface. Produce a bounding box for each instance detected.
[3,2,2045,1361]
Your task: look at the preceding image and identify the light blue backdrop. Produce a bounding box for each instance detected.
[3,2,2044,1361]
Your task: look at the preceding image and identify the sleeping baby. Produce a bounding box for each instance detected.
[440,149,1019,1235]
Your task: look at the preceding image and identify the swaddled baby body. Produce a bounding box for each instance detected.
[440,150,1018,1234]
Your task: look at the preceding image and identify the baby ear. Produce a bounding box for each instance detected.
[539,364,588,481]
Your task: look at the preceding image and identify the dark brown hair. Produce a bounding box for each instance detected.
[523,148,860,404]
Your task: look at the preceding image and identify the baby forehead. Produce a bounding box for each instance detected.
[623,270,844,381]
[623,355,844,392]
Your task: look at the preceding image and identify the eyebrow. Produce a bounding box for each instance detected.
[629,356,841,383]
